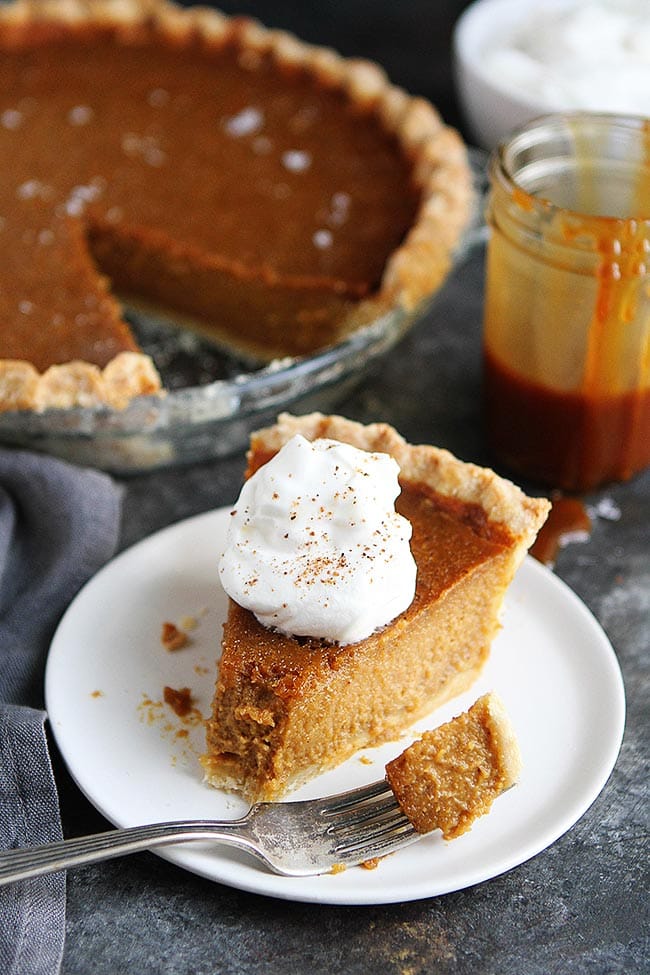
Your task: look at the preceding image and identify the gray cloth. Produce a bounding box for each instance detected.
[0,450,122,975]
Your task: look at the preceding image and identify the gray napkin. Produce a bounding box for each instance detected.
[0,449,122,975]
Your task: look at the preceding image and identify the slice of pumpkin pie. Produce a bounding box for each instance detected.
[202,413,549,802]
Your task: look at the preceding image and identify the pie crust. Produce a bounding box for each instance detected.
[203,412,549,802]
[0,0,472,412]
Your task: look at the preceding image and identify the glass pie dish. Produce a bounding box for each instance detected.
[0,160,485,476]
[0,304,422,474]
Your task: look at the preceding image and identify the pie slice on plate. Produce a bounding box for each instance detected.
[203,413,549,802]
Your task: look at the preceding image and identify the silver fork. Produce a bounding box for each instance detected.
[0,780,419,884]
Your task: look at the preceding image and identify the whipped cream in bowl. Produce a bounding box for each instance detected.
[218,434,417,645]
[454,0,650,149]
[481,0,650,116]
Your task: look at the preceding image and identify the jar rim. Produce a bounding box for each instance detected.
[490,111,650,227]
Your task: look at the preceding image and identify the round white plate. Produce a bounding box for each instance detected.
[45,507,625,905]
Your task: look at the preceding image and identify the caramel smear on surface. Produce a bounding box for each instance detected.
[530,494,592,566]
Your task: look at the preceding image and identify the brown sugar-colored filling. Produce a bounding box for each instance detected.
[0,22,420,367]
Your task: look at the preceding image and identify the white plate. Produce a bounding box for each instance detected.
[45,508,625,905]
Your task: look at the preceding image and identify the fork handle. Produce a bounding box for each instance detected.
[0,819,253,886]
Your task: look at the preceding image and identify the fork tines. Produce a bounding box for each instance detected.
[323,779,418,861]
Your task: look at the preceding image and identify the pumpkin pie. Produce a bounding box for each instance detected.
[385,692,521,838]
[202,413,549,802]
[0,0,472,412]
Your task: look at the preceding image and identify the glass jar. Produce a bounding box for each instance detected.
[483,113,650,492]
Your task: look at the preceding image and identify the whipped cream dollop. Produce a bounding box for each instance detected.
[482,1,650,116]
[218,434,417,645]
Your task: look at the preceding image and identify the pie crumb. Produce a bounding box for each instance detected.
[360,857,381,870]
[161,621,190,651]
[329,862,346,875]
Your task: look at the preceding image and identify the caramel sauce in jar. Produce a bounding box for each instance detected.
[484,114,650,492]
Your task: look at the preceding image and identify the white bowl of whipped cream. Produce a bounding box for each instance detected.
[453,0,650,149]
